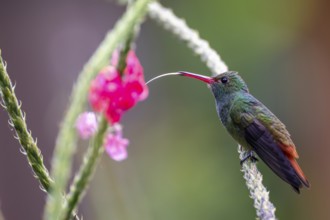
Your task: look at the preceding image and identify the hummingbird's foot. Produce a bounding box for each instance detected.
[240,151,258,166]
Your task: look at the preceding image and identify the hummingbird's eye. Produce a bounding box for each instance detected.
[220,76,228,84]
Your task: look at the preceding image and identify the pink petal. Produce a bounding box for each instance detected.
[75,112,98,139]
[138,85,149,101]
[105,132,129,161]
[112,123,123,133]
[89,49,148,123]
[105,107,123,124]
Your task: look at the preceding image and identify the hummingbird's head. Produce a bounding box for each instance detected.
[210,71,249,95]
[179,71,249,97]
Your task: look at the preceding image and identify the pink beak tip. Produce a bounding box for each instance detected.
[178,71,214,84]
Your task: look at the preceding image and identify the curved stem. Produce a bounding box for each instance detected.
[0,51,53,192]
[117,33,135,76]
[44,0,154,219]
[239,146,276,220]
[148,2,228,75]
[62,6,140,216]
[61,117,108,220]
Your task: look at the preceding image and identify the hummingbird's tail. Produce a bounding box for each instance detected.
[244,120,310,193]
[288,157,310,189]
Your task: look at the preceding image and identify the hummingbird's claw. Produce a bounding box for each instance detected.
[240,151,258,166]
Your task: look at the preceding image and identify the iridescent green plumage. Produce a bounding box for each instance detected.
[180,71,310,193]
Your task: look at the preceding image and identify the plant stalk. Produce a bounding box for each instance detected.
[61,117,108,220]
[44,0,154,219]
[0,51,53,192]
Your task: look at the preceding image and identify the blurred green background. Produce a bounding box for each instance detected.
[0,0,329,219]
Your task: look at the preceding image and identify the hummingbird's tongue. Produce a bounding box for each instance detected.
[178,71,214,84]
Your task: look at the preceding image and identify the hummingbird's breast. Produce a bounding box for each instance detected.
[215,94,234,127]
[214,93,252,149]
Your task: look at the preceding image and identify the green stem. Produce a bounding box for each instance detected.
[147,2,228,75]
[62,3,139,216]
[45,0,154,219]
[117,2,141,76]
[117,33,135,76]
[0,51,53,192]
[61,117,108,220]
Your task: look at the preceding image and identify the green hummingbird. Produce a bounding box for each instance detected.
[149,71,310,193]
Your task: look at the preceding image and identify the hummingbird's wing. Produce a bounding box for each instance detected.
[230,97,309,193]
[243,117,308,193]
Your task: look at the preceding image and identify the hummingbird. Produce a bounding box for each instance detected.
[147,71,310,193]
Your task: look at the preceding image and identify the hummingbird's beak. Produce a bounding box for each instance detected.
[178,71,214,84]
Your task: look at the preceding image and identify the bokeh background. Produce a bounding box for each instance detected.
[0,0,329,219]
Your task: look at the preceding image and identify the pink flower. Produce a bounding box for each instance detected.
[104,124,129,161]
[75,112,98,139]
[89,50,148,123]
[89,66,121,112]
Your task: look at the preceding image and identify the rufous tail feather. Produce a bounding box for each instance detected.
[289,157,310,188]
